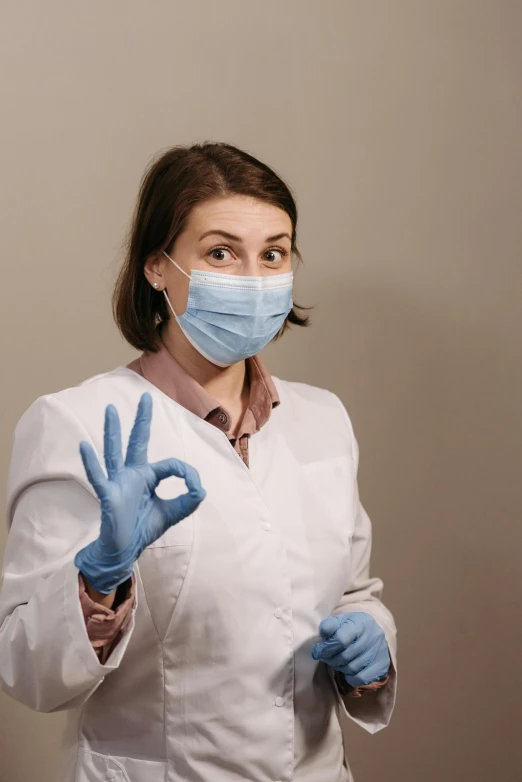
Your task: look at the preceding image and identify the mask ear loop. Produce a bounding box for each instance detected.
[162,288,179,320]
[161,249,192,320]
[162,250,191,279]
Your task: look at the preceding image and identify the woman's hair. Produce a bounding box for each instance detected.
[112,141,312,352]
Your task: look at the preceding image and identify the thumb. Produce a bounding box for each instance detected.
[161,487,206,527]
[319,614,342,639]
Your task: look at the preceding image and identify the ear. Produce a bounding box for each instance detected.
[144,252,165,290]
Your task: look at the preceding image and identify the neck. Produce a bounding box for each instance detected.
[160,320,247,406]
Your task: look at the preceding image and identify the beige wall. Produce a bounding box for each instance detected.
[1,1,521,780]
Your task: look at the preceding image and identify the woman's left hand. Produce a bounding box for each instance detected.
[311,611,391,688]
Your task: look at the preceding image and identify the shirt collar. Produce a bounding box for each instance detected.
[126,336,279,436]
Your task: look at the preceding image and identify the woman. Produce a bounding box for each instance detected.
[0,142,397,782]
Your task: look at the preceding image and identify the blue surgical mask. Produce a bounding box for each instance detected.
[161,250,294,367]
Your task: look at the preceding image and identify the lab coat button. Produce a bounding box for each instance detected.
[106,771,116,780]
[274,608,283,618]
[261,521,271,531]
[275,696,284,707]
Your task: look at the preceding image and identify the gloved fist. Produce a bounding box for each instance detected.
[74,392,206,594]
[311,611,390,688]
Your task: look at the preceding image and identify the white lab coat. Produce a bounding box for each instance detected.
[0,364,397,782]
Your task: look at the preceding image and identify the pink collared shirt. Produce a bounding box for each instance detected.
[78,339,390,696]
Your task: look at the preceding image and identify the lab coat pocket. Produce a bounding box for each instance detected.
[75,747,130,781]
[146,473,196,548]
[138,506,194,642]
[137,541,194,642]
[137,477,196,641]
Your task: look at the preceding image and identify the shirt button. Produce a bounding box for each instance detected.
[261,521,271,531]
[274,608,283,619]
[275,696,284,707]
[218,413,228,425]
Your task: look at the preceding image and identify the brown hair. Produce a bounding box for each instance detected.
[112,141,312,352]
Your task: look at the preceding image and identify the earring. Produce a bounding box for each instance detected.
[153,282,159,289]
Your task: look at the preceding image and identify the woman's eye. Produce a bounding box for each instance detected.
[264,248,288,263]
[208,247,232,261]
[206,246,288,263]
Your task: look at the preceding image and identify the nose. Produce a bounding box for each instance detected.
[238,257,288,277]
[240,259,262,276]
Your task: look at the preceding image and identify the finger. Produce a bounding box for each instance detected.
[319,615,342,639]
[160,488,206,526]
[149,458,204,494]
[342,647,382,686]
[125,392,152,467]
[311,616,342,660]
[318,634,367,669]
[104,404,124,477]
[150,458,206,525]
[312,616,359,660]
[79,441,108,499]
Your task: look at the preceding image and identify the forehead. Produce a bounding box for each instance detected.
[186,195,292,236]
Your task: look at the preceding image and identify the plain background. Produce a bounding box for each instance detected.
[1,1,521,780]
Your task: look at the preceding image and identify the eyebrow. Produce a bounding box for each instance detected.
[199,229,291,243]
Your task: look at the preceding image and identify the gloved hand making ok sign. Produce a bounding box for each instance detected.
[311,612,391,688]
[74,392,206,595]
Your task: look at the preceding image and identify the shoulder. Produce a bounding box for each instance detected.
[13,365,142,436]
[6,367,144,516]
[272,376,352,422]
[271,376,358,460]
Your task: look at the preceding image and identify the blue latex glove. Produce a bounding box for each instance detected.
[74,392,206,594]
[311,611,390,688]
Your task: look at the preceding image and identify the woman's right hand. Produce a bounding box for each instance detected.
[74,392,206,595]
